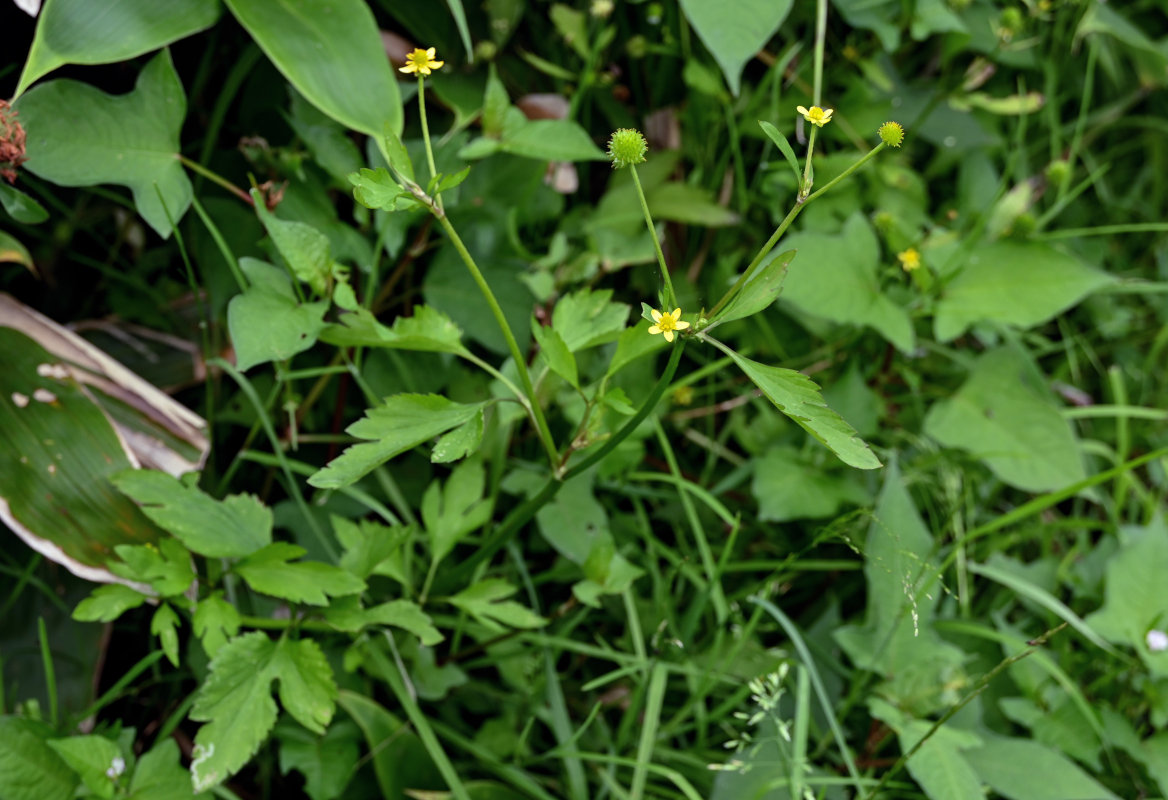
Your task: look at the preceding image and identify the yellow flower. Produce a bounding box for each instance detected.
[898,248,922,272]
[648,307,689,343]
[796,105,833,127]
[400,47,444,76]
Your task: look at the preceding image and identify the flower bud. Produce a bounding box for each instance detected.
[607,128,648,169]
[878,121,905,148]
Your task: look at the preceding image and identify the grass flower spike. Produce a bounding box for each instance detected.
[648,307,689,342]
[400,47,444,76]
[898,248,921,271]
[797,105,833,127]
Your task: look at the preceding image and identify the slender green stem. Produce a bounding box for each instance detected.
[813,0,827,106]
[177,154,252,206]
[435,215,559,467]
[417,75,440,189]
[800,126,819,200]
[805,142,886,203]
[37,618,57,728]
[630,164,677,309]
[708,204,803,318]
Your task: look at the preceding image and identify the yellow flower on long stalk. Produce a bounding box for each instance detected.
[400,47,444,76]
[648,307,690,343]
[898,248,922,272]
[796,105,833,127]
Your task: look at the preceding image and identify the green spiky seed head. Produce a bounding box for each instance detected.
[878,121,905,148]
[607,128,648,168]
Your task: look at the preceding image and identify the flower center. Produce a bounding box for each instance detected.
[658,315,678,332]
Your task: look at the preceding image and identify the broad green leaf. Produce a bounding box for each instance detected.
[552,288,631,351]
[223,0,402,137]
[234,542,365,606]
[836,464,965,714]
[679,0,794,95]
[334,517,412,581]
[0,327,168,583]
[325,599,443,646]
[0,182,49,224]
[923,348,1086,492]
[962,736,1120,800]
[14,52,191,238]
[191,632,338,792]
[646,182,738,227]
[723,347,881,470]
[1086,517,1168,677]
[46,735,123,800]
[127,738,206,800]
[751,445,869,521]
[448,579,547,630]
[710,249,795,326]
[110,539,194,597]
[779,213,915,352]
[309,395,486,489]
[532,321,579,388]
[252,195,332,294]
[322,304,468,355]
[192,592,241,659]
[431,409,485,464]
[151,603,181,667]
[0,717,77,800]
[228,258,328,371]
[73,583,149,622]
[276,720,359,800]
[605,321,667,378]
[870,698,986,800]
[759,121,802,185]
[422,458,492,566]
[337,691,440,799]
[287,92,364,185]
[14,0,219,98]
[934,241,1114,341]
[501,119,606,162]
[111,470,272,558]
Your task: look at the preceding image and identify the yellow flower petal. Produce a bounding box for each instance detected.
[648,324,662,335]
[675,319,690,330]
[671,308,681,318]
[663,330,674,342]
[651,309,663,322]
[797,106,810,116]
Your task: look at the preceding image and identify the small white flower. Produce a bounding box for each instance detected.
[1147,629,1168,653]
[106,756,126,779]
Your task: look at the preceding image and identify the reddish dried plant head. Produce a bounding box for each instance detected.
[0,100,28,185]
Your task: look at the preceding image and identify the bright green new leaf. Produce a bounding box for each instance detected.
[711,249,796,326]
[309,394,486,489]
[962,736,1120,800]
[46,735,123,800]
[73,583,149,623]
[228,259,329,371]
[14,0,219,98]
[870,698,986,800]
[191,632,338,792]
[1086,517,1168,677]
[605,321,667,378]
[923,348,1086,492]
[780,213,915,352]
[934,241,1113,342]
[110,539,194,597]
[679,0,794,95]
[111,469,272,558]
[532,321,579,388]
[233,542,365,606]
[722,347,881,470]
[502,120,607,162]
[423,458,492,566]
[349,167,408,210]
[223,0,402,137]
[151,602,181,667]
[431,410,485,464]
[448,578,547,630]
[252,193,332,294]
[193,592,241,659]
[14,52,191,238]
[326,599,443,646]
[0,717,77,800]
[334,516,412,581]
